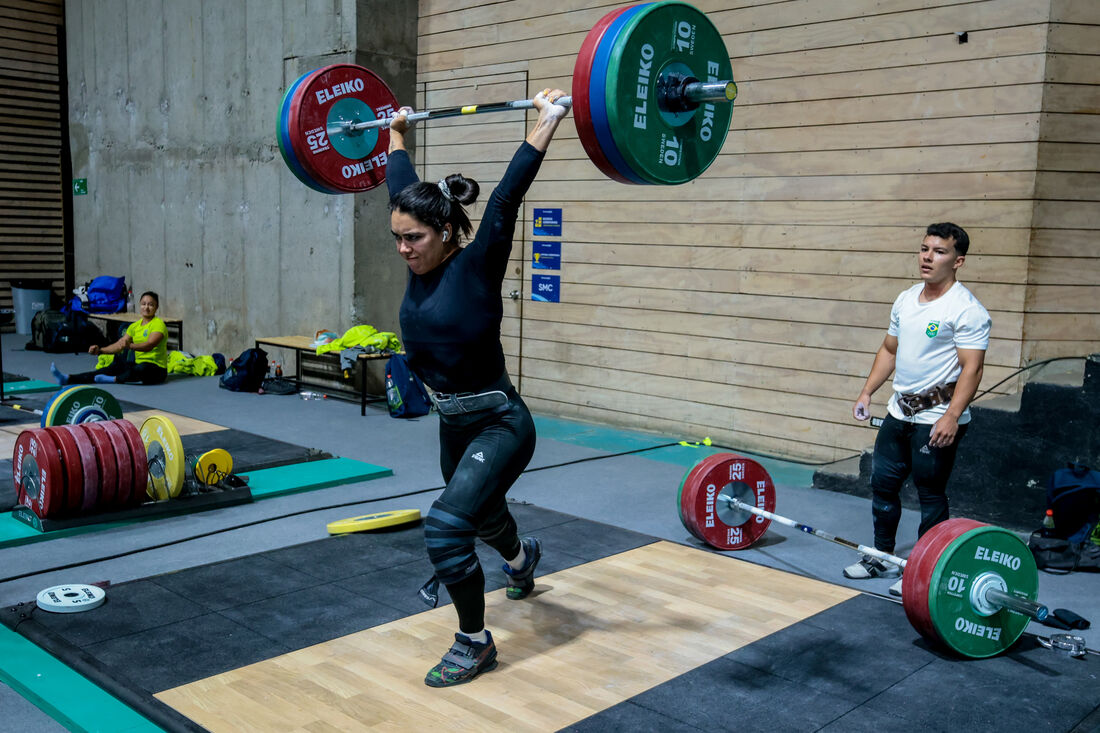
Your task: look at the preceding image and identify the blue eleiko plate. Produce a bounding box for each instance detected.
[278,69,340,194]
[588,3,651,185]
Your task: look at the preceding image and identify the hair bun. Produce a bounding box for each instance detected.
[444,174,480,206]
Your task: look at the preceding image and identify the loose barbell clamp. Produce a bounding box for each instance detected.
[679,453,1051,659]
[278,1,738,192]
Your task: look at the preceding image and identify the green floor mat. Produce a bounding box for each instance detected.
[532,414,815,487]
[243,457,392,499]
[0,625,159,733]
[0,458,392,549]
[2,379,57,396]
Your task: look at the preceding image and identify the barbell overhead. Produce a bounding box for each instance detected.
[679,453,1050,659]
[326,80,736,136]
[277,1,737,193]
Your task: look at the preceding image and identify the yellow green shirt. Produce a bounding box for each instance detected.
[126,317,168,368]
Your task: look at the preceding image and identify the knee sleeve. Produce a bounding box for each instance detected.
[424,500,481,585]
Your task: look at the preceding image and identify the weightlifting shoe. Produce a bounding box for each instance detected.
[889,578,903,597]
[424,631,498,687]
[503,537,541,600]
[843,554,901,579]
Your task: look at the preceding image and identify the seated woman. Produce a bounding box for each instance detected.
[51,291,169,385]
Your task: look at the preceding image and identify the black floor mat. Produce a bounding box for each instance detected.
[566,593,1100,732]
[4,503,1099,731]
[3,504,653,694]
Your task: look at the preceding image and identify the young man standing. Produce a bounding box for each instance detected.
[847,222,992,596]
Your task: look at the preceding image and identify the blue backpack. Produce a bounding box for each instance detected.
[385,353,431,418]
[1047,464,1100,543]
[219,347,269,392]
[86,276,128,313]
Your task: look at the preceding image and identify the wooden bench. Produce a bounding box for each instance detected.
[86,312,184,351]
[254,336,391,416]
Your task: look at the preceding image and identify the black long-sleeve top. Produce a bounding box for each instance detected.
[387,142,545,394]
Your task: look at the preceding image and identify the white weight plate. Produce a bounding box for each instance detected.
[36,583,107,613]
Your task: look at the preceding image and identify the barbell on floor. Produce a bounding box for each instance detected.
[678,452,1051,659]
[277,1,737,193]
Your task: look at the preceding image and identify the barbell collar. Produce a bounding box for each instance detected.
[982,587,1049,622]
[686,81,737,104]
[725,496,909,569]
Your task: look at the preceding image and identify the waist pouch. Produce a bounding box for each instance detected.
[897,381,957,417]
[431,373,513,416]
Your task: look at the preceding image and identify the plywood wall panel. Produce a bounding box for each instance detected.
[411,0,1097,460]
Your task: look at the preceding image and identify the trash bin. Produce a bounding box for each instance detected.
[10,279,54,335]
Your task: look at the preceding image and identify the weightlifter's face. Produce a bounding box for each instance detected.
[391,211,452,276]
[919,235,963,286]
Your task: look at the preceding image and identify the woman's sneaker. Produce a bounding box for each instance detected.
[843,554,901,579]
[502,537,541,600]
[424,631,498,687]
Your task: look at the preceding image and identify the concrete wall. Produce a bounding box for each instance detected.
[64,0,415,356]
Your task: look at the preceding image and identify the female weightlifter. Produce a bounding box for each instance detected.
[386,88,570,687]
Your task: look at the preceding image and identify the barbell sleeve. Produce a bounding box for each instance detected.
[725,496,909,569]
[982,587,1049,622]
[327,80,736,136]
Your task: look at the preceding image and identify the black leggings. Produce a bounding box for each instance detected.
[869,413,969,553]
[68,359,167,385]
[424,390,536,633]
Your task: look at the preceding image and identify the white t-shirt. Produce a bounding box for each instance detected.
[886,281,991,424]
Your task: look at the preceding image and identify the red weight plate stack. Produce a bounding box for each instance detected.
[100,421,133,508]
[571,5,635,184]
[678,458,709,542]
[56,423,100,512]
[115,419,150,507]
[83,423,119,508]
[901,517,985,645]
[45,426,85,513]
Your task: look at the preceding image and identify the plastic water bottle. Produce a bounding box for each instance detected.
[299,391,325,400]
[1042,509,1056,531]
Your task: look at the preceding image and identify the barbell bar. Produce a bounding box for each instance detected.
[679,453,1050,659]
[720,494,1050,625]
[326,80,738,135]
[279,1,737,192]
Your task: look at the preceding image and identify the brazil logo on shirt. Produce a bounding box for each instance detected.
[925,321,940,338]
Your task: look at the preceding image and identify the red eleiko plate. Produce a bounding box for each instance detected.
[44,426,85,513]
[902,518,985,644]
[55,424,100,512]
[288,64,398,194]
[572,5,634,184]
[100,420,134,508]
[115,419,150,507]
[13,429,66,519]
[83,422,119,509]
[681,452,775,550]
